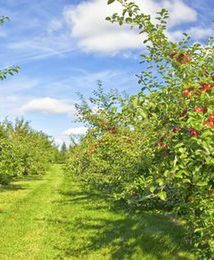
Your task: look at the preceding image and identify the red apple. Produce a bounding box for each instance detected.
[188,128,200,138]
[208,114,214,122]
[193,107,207,113]
[200,83,213,92]
[182,89,193,98]
[204,121,214,128]
[177,53,192,64]
[157,142,168,148]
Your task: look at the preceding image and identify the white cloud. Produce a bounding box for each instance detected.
[64,126,88,136]
[168,26,213,41]
[163,0,197,27]
[2,0,198,62]
[64,0,197,54]
[53,126,88,147]
[20,97,75,115]
[186,27,213,40]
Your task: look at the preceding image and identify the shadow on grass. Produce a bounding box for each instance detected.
[0,175,43,193]
[48,185,194,260]
[0,183,26,192]
[59,189,112,204]
[15,175,44,181]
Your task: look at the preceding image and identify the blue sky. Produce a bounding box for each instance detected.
[0,0,213,146]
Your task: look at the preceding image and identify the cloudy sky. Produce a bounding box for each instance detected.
[0,0,213,146]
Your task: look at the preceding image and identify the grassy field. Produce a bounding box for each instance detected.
[0,165,195,259]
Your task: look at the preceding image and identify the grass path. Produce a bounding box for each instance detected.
[0,165,195,259]
[0,165,63,259]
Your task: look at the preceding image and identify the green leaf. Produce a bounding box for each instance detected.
[158,191,167,201]
[196,181,208,187]
[140,110,147,119]
[149,186,155,193]
[131,97,139,108]
[107,0,115,4]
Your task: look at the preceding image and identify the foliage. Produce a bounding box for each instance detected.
[57,142,68,163]
[66,1,214,258]
[0,119,56,185]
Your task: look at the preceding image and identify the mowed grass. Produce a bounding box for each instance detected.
[0,165,195,259]
[0,165,63,259]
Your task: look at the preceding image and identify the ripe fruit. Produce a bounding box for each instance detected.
[188,128,199,138]
[169,52,191,64]
[208,114,214,122]
[193,107,207,113]
[209,121,214,128]
[182,89,193,98]
[157,142,168,148]
[177,53,192,64]
[211,75,214,81]
[200,83,213,92]
[204,121,214,128]
[204,114,214,128]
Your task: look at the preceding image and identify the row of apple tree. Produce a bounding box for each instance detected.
[0,119,57,185]
[65,1,213,259]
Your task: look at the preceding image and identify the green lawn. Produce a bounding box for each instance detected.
[0,165,195,259]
